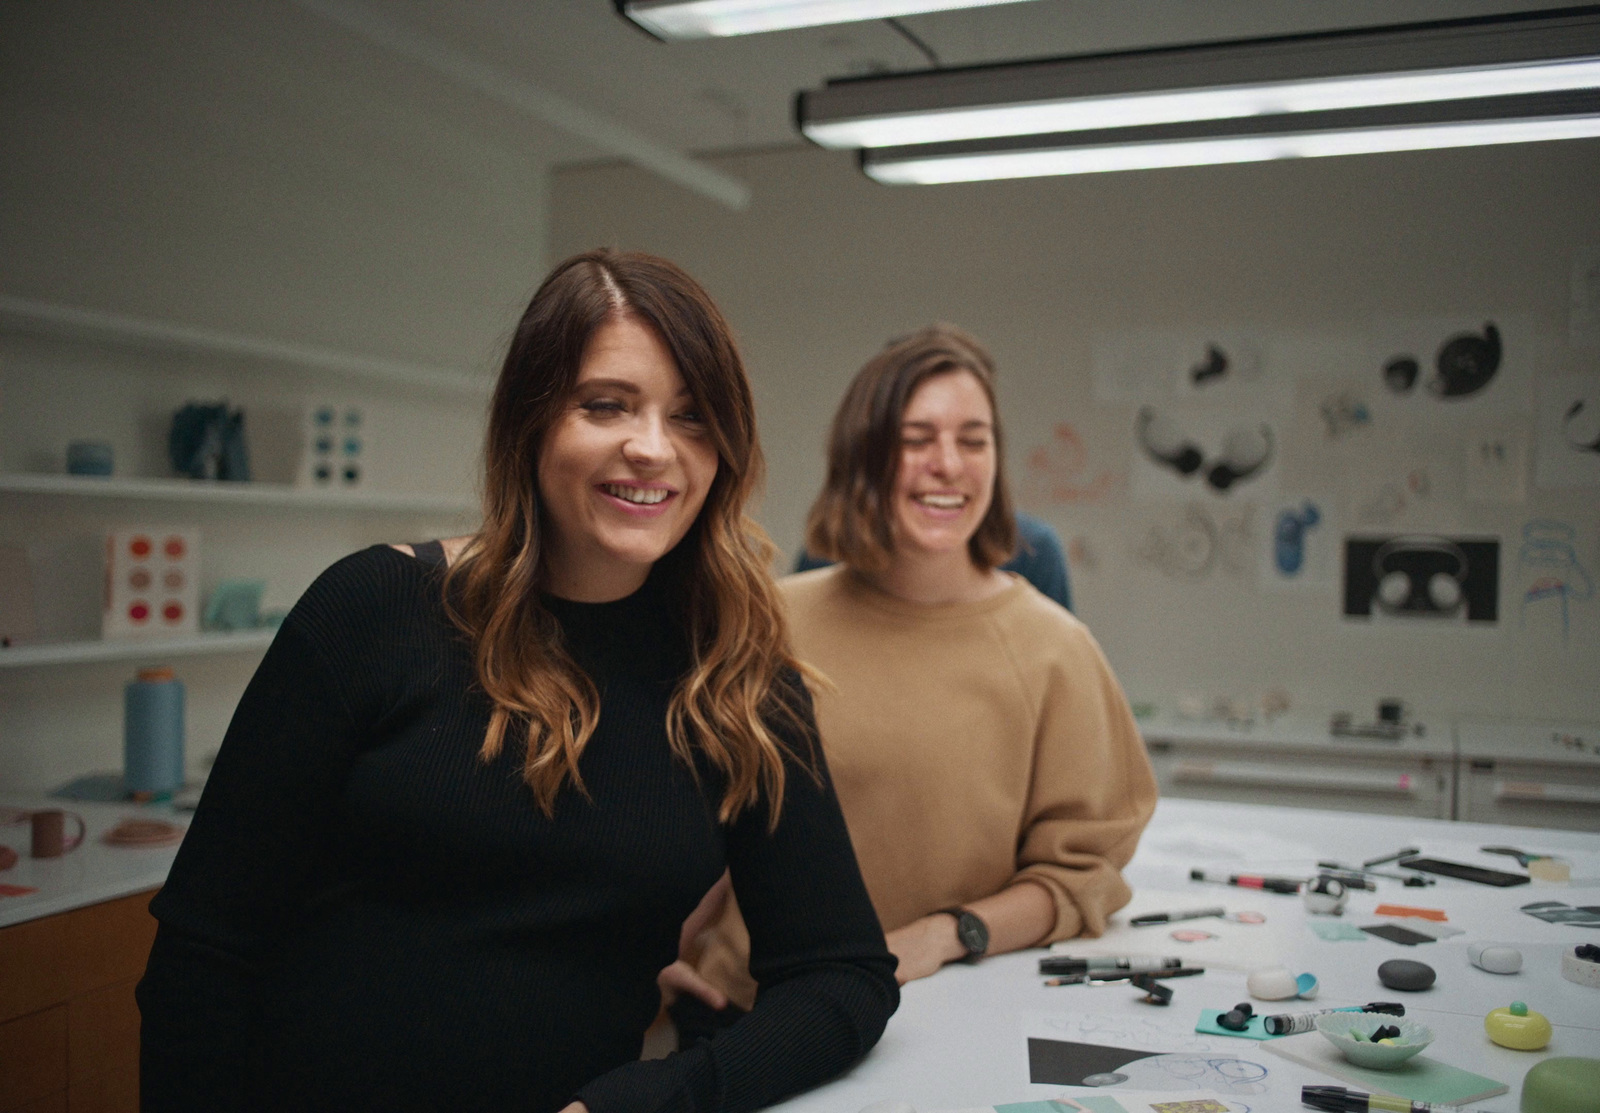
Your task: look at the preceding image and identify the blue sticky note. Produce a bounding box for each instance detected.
[1196,1008,1276,1039]
[1310,919,1369,941]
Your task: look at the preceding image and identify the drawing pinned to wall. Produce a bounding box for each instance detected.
[1134,409,1275,497]
[1092,332,1265,404]
[1317,390,1371,440]
[1136,504,1253,582]
[1518,520,1594,641]
[1463,425,1529,504]
[1534,374,1600,488]
[1383,322,1501,400]
[1351,464,1441,528]
[1363,316,1530,418]
[1342,535,1500,624]
[1023,421,1123,506]
[1263,496,1336,591]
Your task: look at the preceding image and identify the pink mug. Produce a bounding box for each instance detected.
[30,809,86,858]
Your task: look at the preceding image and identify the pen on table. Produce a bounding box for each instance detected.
[1190,868,1303,894]
[1039,955,1184,975]
[1363,846,1420,868]
[1129,905,1225,926]
[1044,967,1205,986]
[1301,1084,1453,1112]
[1263,1002,1404,1035]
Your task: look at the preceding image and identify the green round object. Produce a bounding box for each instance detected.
[1521,1056,1600,1113]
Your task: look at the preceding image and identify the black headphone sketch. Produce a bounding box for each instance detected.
[1136,407,1273,493]
[1563,398,1600,454]
[1371,536,1469,617]
[1382,322,1501,399]
[1191,344,1228,386]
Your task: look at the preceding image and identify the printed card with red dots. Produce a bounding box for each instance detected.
[102,528,200,639]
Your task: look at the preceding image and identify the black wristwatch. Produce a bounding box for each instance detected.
[938,906,990,962]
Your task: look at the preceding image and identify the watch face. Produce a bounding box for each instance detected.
[957,911,989,956]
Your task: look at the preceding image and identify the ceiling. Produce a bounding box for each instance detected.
[373,0,1567,161]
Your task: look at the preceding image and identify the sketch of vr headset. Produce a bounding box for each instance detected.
[1563,398,1600,454]
[1136,407,1273,493]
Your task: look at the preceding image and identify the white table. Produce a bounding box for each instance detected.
[0,796,184,928]
[772,797,1600,1113]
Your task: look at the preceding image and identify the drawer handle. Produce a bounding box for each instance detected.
[1495,780,1600,807]
[1173,760,1419,796]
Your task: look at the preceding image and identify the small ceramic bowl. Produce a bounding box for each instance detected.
[1316,1013,1435,1069]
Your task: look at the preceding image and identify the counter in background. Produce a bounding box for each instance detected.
[1,799,184,1113]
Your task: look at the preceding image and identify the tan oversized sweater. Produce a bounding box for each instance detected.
[694,564,1159,1009]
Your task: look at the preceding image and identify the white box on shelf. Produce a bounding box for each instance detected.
[102,527,200,639]
[297,402,366,489]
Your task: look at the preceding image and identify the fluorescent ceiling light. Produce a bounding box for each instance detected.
[801,8,1600,148]
[860,91,1600,183]
[618,0,1038,40]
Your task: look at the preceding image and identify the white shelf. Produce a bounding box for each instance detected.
[0,293,491,397]
[0,629,276,669]
[0,472,477,514]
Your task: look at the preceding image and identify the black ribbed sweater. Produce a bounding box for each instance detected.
[137,545,897,1112]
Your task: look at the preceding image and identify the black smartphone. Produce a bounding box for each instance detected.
[1399,856,1529,887]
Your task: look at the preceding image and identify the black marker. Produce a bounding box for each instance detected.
[1363,847,1420,868]
[1039,954,1184,975]
[1263,1002,1404,1035]
[1190,868,1302,894]
[1302,1084,1451,1111]
[1130,906,1226,926]
[1044,967,1205,986]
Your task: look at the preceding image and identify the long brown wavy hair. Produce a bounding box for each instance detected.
[446,249,810,824]
[805,323,1017,574]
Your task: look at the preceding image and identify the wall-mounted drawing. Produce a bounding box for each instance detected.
[1023,421,1121,506]
[1135,408,1273,495]
[1136,504,1253,582]
[1463,425,1529,504]
[1534,374,1600,488]
[1318,390,1371,439]
[1354,466,1435,527]
[1383,322,1501,400]
[1092,331,1263,403]
[1518,520,1593,641]
[1342,534,1499,624]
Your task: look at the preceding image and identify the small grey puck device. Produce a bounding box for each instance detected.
[1378,959,1436,991]
[1469,943,1522,974]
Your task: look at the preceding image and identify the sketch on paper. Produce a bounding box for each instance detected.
[1381,322,1501,400]
[1092,333,1264,404]
[1134,409,1273,497]
[1024,422,1122,506]
[1518,520,1594,640]
[1023,1014,1270,1095]
[1534,375,1600,489]
[1316,390,1372,440]
[1352,466,1436,527]
[1342,535,1500,624]
[1463,426,1529,504]
[1137,505,1253,582]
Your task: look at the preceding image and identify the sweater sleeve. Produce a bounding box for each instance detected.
[574,678,900,1113]
[136,553,395,1112]
[1010,620,1158,942]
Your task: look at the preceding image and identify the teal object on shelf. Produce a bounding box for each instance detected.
[124,667,185,800]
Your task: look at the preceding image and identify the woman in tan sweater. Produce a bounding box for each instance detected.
[669,324,1158,1026]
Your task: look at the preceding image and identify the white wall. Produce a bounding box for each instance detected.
[0,2,550,790]
[551,141,1600,728]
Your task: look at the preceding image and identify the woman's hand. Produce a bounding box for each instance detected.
[884,914,965,985]
[656,870,733,1009]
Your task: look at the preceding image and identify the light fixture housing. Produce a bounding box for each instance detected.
[859,88,1600,182]
[799,7,1600,150]
[616,0,1038,40]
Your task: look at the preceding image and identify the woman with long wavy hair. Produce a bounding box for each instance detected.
[137,250,898,1113]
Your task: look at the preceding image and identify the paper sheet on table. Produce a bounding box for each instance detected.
[1020,1012,1274,1096]
[935,1094,1251,1113]
[1047,889,1300,970]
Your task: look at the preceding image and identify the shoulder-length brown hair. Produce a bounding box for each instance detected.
[804,323,1017,574]
[446,248,808,824]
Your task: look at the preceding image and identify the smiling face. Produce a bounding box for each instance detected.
[891,369,997,564]
[536,314,719,601]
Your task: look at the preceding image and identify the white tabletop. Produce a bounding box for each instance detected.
[0,796,184,928]
[772,796,1600,1113]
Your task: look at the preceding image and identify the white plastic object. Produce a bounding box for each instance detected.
[1469,943,1523,974]
[1561,948,1600,988]
[1247,966,1302,1000]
